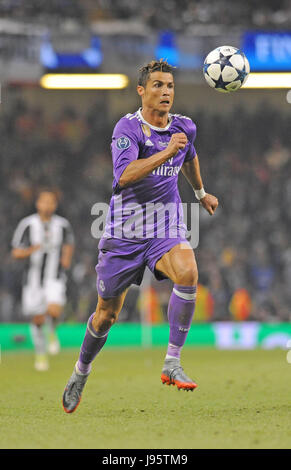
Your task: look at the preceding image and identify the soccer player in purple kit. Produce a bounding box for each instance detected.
[62,59,219,413]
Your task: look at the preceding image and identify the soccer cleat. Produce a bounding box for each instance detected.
[62,364,90,413]
[161,359,198,391]
[34,354,49,372]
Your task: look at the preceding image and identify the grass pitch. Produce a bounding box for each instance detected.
[0,347,291,449]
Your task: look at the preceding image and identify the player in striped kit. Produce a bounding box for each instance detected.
[63,59,219,412]
[12,190,74,371]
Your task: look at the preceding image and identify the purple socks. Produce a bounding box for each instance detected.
[166,284,197,361]
[77,284,197,374]
[77,313,109,375]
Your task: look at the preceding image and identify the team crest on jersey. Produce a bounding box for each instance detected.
[116,136,131,150]
[141,124,151,137]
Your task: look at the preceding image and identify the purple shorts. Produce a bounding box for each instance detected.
[95,236,188,298]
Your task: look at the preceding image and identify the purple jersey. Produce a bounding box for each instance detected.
[103,108,197,240]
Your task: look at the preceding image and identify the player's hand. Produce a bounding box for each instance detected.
[29,244,41,255]
[166,133,188,157]
[200,193,219,216]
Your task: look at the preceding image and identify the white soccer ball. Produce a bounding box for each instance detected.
[203,45,250,93]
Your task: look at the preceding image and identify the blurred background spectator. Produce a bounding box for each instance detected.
[0,0,290,30]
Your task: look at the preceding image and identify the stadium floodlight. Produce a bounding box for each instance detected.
[241,73,291,89]
[40,74,129,89]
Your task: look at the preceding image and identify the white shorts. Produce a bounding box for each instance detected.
[22,279,66,316]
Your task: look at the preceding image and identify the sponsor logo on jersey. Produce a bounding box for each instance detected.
[116,136,131,150]
[152,162,181,177]
[145,139,154,146]
[158,140,169,148]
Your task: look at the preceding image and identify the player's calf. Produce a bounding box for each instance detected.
[30,319,49,372]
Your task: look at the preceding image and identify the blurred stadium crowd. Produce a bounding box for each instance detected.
[0,0,290,30]
[1,96,290,323]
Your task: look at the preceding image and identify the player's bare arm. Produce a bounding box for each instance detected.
[11,244,41,259]
[119,132,187,188]
[182,157,219,216]
[61,244,75,270]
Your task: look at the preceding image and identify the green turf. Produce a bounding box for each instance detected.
[0,347,291,449]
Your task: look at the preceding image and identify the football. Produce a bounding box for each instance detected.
[203,45,250,93]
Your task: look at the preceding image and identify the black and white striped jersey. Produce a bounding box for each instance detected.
[11,213,74,286]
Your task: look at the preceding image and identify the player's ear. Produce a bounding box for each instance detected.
[136,85,145,98]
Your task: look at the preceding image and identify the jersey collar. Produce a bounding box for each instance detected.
[137,108,172,132]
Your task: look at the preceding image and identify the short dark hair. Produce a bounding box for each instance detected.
[138,59,175,87]
[35,186,61,203]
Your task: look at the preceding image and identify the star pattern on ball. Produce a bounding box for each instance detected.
[203,46,250,93]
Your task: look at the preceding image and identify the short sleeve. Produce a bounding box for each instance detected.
[184,120,197,162]
[11,218,30,248]
[111,118,140,183]
[63,220,75,245]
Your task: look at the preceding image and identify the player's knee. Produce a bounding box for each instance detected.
[175,265,198,286]
[93,307,118,332]
[32,314,46,326]
[47,304,62,318]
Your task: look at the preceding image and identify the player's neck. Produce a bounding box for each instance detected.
[38,213,52,222]
[140,108,169,129]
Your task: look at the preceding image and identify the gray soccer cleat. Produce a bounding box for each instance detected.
[161,358,198,391]
[62,364,90,413]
